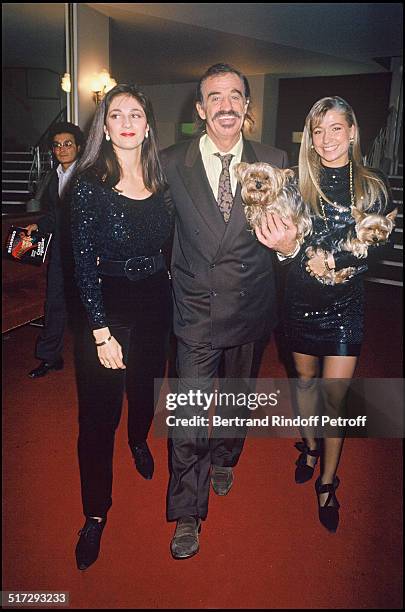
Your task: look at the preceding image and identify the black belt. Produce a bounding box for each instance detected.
[98,253,166,281]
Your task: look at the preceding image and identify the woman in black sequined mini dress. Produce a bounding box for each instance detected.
[70,84,173,569]
[284,97,392,532]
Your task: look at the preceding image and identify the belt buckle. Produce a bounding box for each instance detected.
[124,256,154,281]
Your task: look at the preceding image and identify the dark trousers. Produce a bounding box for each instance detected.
[166,337,266,521]
[35,255,66,362]
[75,271,172,518]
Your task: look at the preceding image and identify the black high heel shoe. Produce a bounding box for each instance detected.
[315,476,340,533]
[294,441,320,483]
[131,441,154,479]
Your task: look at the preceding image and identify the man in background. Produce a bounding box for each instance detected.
[26,121,84,378]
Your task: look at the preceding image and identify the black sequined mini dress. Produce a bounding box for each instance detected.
[284,164,388,357]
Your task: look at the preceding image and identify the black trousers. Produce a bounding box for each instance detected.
[35,252,66,362]
[75,271,172,518]
[166,337,267,521]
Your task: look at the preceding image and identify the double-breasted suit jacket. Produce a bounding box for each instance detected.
[161,137,289,349]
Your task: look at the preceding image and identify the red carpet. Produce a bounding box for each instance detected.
[2,283,403,609]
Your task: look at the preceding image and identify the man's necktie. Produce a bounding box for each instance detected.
[214,153,234,223]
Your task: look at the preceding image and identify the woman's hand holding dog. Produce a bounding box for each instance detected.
[255,211,298,256]
[305,248,335,278]
[93,327,126,369]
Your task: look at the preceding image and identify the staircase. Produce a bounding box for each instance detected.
[366,165,403,287]
[2,149,52,215]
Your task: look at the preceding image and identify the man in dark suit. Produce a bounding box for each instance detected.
[161,64,299,559]
[26,122,84,378]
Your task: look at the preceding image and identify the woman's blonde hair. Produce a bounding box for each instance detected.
[298,96,388,215]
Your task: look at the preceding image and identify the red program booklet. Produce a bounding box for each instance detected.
[4,225,52,266]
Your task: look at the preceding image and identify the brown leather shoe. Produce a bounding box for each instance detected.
[170,516,201,559]
[211,465,234,495]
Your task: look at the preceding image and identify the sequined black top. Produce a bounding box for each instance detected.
[306,164,391,273]
[71,177,173,329]
[283,164,393,356]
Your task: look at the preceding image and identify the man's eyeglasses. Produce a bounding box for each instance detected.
[52,140,74,149]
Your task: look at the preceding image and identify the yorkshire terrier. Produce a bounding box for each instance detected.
[306,206,398,285]
[234,162,312,244]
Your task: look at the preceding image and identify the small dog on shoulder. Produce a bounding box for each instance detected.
[306,206,398,285]
[234,162,312,243]
[338,206,398,257]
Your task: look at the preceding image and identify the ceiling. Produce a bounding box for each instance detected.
[2,3,66,74]
[2,3,403,84]
[90,2,403,84]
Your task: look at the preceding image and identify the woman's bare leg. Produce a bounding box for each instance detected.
[317,355,357,505]
[293,352,320,468]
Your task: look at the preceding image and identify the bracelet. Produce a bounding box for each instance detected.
[324,252,335,271]
[279,239,300,258]
[95,335,112,347]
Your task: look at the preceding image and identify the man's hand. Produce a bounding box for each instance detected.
[22,224,38,235]
[254,212,298,256]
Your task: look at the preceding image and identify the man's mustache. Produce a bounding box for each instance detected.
[212,110,242,121]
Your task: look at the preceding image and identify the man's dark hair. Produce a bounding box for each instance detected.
[195,63,251,104]
[194,63,254,134]
[48,121,85,149]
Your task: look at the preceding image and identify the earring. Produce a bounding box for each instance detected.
[105,133,110,142]
[145,130,149,139]
[349,138,354,144]
[310,144,315,149]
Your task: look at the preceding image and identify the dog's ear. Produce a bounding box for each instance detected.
[351,206,365,222]
[386,208,398,222]
[283,168,295,181]
[234,162,250,182]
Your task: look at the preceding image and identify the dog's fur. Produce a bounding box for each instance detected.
[338,206,397,257]
[234,162,312,243]
[306,207,398,285]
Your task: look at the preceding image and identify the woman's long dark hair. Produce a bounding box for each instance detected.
[75,83,166,193]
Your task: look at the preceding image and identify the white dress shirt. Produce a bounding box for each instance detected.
[56,160,77,198]
[199,133,243,200]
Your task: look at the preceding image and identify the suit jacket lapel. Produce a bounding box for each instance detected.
[176,138,226,244]
[49,170,60,206]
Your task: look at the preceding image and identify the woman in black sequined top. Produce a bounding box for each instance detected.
[70,84,173,570]
[284,97,393,532]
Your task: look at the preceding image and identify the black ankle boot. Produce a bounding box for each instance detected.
[131,441,154,479]
[75,517,106,570]
[294,441,320,483]
[315,476,340,533]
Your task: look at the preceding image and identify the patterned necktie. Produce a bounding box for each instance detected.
[214,153,234,223]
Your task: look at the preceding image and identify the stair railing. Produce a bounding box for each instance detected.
[366,106,397,174]
[28,107,67,195]
[366,70,403,175]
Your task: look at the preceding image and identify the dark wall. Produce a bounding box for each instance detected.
[275,73,392,166]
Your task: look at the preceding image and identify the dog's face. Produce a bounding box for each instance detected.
[351,206,398,245]
[235,162,295,207]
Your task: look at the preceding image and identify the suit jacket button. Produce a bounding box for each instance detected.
[240,290,246,297]
[211,290,217,297]
[210,263,215,269]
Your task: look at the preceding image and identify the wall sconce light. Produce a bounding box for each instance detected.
[90,69,117,104]
[61,73,71,93]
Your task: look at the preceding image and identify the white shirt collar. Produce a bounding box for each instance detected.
[200,133,243,158]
